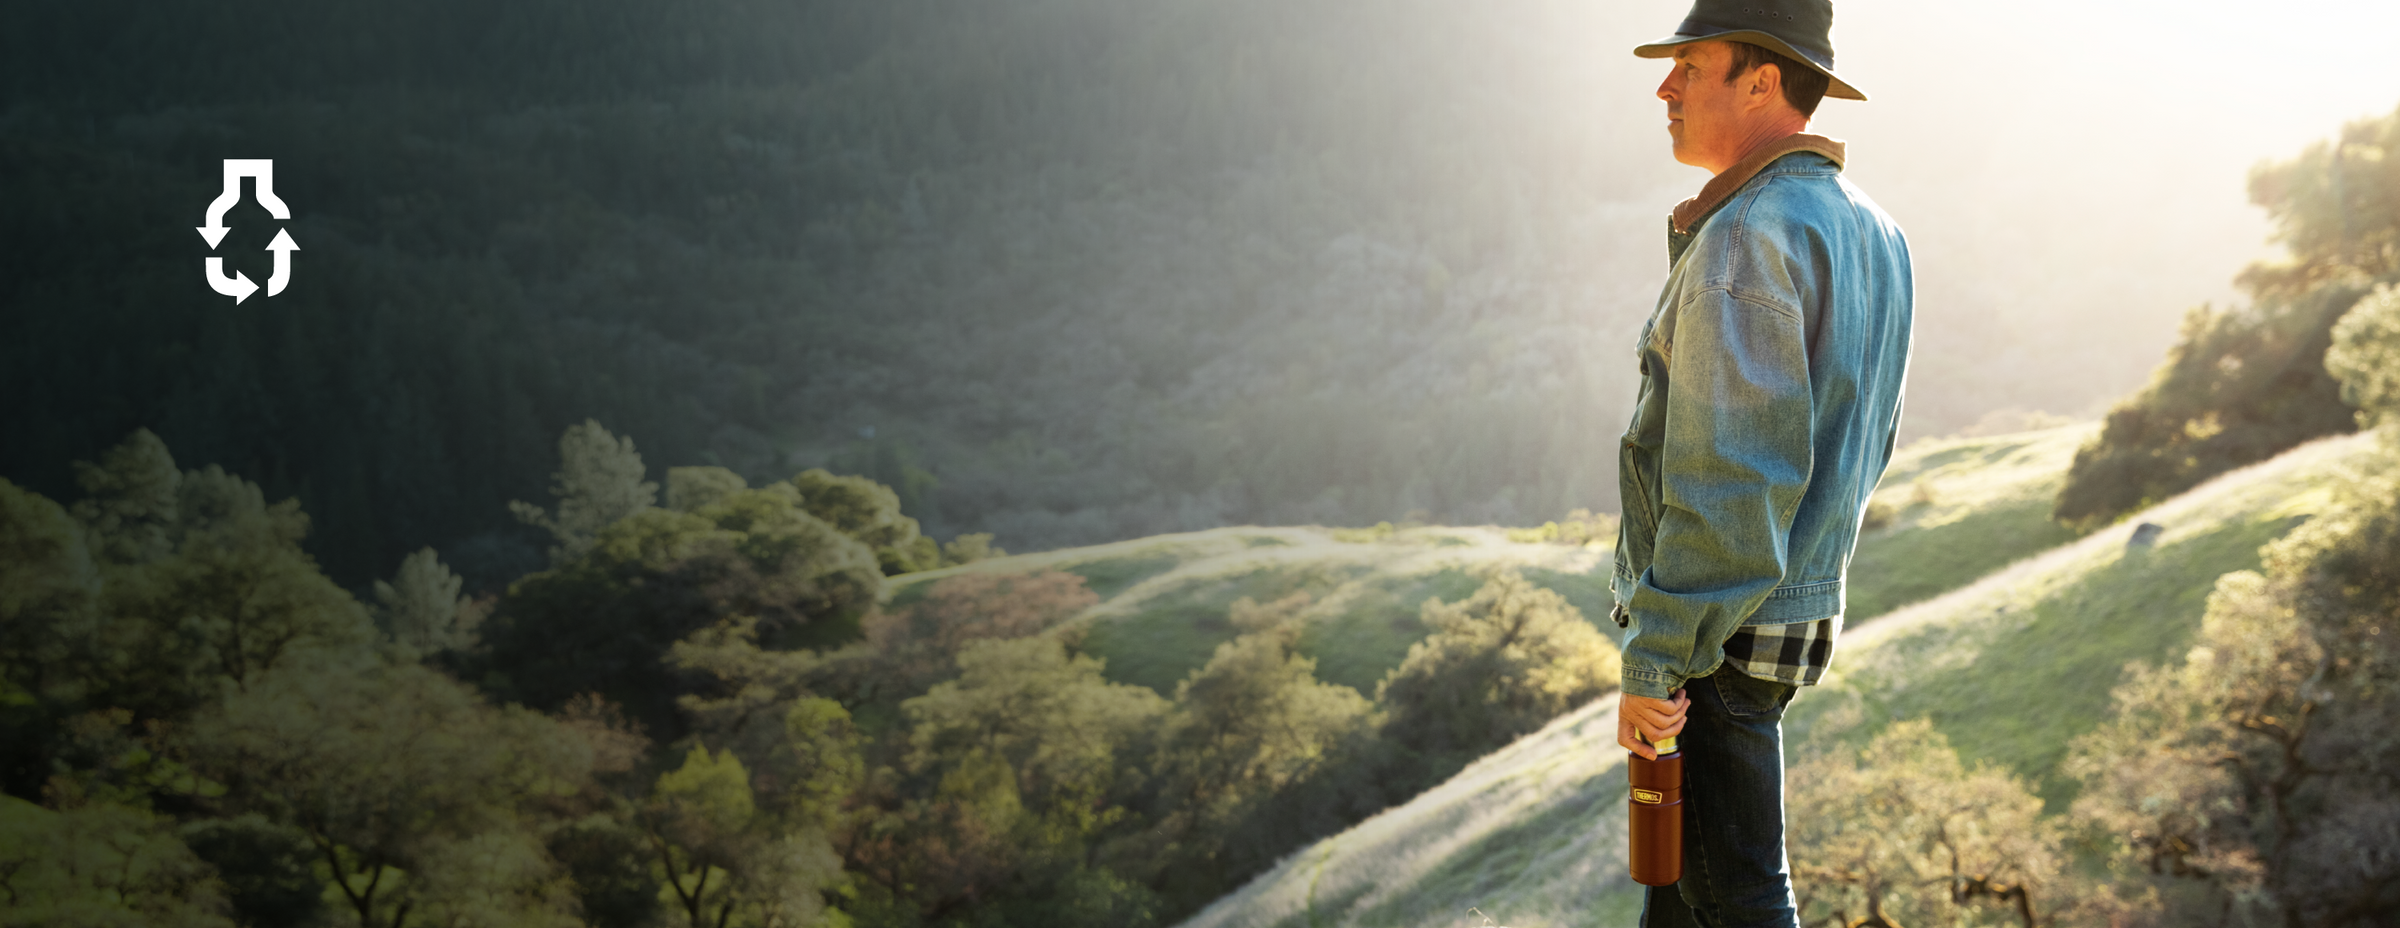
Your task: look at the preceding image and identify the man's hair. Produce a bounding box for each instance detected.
[1724,41,1829,119]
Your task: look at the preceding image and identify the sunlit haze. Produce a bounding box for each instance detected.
[1551,0,2400,433]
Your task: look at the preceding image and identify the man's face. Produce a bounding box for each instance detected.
[1656,41,1756,172]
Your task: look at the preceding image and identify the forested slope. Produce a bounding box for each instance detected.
[0,0,1676,584]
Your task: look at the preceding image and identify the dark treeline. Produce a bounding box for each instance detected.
[0,420,1622,926]
[1,0,1657,586]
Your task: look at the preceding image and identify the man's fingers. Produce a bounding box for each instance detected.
[1630,702,1689,729]
[1616,690,1691,757]
[1632,714,1686,742]
[1617,715,1657,760]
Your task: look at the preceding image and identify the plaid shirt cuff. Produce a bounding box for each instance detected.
[1720,616,1842,686]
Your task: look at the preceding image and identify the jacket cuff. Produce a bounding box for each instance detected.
[1620,666,1684,701]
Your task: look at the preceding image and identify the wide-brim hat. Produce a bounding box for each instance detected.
[1633,0,1866,102]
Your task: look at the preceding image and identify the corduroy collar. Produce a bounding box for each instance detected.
[1670,133,1846,234]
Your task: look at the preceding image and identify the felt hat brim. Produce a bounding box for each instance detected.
[1634,30,1867,101]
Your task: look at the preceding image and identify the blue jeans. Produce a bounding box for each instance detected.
[1638,663,1800,928]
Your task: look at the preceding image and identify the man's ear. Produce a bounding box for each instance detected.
[1747,62,1783,112]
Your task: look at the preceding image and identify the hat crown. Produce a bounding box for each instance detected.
[1633,0,1861,100]
[1676,0,1837,71]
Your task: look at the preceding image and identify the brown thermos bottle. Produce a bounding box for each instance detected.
[1628,733,1683,886]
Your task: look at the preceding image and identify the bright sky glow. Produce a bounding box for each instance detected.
[1571,0,2400,418]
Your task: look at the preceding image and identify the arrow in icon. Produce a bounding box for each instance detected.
[197,159,289,249]
[202,232,297,305]
[205,258,260,304]
[266,228,299,296]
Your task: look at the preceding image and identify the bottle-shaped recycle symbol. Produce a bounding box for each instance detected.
[197,159,297,304]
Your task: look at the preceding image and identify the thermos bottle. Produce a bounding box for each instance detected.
[1628,732,1683,886]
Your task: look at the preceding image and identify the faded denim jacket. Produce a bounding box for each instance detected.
[1611,135,1914,701]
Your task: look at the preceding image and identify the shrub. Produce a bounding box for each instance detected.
[1374,570,1618,792]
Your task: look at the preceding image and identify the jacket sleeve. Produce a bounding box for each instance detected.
[1618,284,1813,700]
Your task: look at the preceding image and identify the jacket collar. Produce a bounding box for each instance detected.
[1670,133,1846,234]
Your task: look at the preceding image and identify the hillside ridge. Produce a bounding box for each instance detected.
[1173,429,2381,928]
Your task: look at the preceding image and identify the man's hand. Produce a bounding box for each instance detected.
[1618,688,1690,760]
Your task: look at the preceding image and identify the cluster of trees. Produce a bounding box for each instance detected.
[2062,489,2400,924]
[1790,472,2400,928]
[0,419,1624,926]
[1786,283,2400,928]
[2054,104,2400,528]
[0,427,623,927]
[1788,721,2060,928]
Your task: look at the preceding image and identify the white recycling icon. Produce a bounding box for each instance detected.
[197,159,297,304]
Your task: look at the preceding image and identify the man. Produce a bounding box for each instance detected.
[1608,1,1912,926]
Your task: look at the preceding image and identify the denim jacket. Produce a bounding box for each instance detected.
[1612,135,1914,701]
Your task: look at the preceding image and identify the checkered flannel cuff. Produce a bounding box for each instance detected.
[1720,616,1842,686]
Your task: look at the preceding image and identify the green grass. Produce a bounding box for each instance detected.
[889,525,1618,699]
[882,425,2095,712]
[1080,562,1376,694]
[1066,552,1186,599]
[905,422,2099,701]
[1173,430,2382,928]
[1516,567,1617,631]
[1292,568,1475,694]
[1791,430,2364,806]
[1191,694,1645,928]
[1801,512,2318,807]
[1844,424,2093,620]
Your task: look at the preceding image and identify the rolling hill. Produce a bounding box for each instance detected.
[888,523,1614,696]
[1166,428,2382,928]
[884,421,2098,700]
[1843,422,2094,621]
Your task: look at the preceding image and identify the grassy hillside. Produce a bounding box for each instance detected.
[1843,422,2093,621]
[1172,429,2381,928]
[890,524,1614,695]
[880,423,2093,699]
[1794,430,2378,804]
